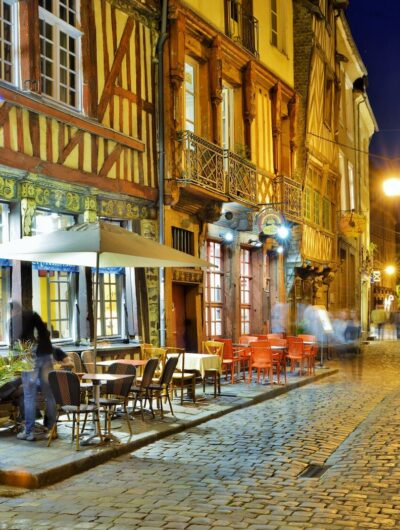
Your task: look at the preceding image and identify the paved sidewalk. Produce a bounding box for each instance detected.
[0,366,337,490]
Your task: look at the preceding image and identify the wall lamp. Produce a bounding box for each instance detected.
[276,245,284,254]
[276,225,290,239]
[220,231,234,243]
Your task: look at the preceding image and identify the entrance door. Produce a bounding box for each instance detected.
[172,283,198,352]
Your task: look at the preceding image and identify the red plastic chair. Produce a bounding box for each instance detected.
[248,342,273,384]
[267,333,285,340]
[268,337,287,384]
[287,336,307,375]
[217,339,243,383]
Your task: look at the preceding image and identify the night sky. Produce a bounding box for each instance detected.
[347,0,400,168]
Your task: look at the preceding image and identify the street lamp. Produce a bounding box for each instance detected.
[383,177,400,197]
[384,264,396,275]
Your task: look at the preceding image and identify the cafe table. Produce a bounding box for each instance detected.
[166,352,221,379]
[97,358,147,376]
[81,373,133,444]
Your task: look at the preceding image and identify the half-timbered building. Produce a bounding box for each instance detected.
[0,0,160,347]
[162,0,299,349]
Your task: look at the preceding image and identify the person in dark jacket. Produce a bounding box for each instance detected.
[11,303,56,442]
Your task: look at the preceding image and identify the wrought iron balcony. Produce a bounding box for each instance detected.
[274,175,302,222]
[178,131,225,195]
[227,150,257,205]
[226,1,259,58]
[178,131,258,206]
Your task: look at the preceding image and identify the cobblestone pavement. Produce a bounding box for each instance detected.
[1,341,400,529]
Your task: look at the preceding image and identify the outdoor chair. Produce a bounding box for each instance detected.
[167,348,197,404]
[130,358,159,420]
[67,351,92,400]
[267,333,285,340]
[305,344,318,375]
[81,350,96,373]
[287,336,307,375]
[48,370,102,450]
[268,337,287,384]
[201,340,224,397]
[92,362,135,437]
[139,343,152,360]
[140,346,167,379]
[217,338,243,383]
[148,356,180,417]
[248,342,274,384]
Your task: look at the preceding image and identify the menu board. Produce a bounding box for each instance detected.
[313,305,333,333]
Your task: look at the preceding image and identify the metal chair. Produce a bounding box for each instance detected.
[149,356,180,417]
[48,370,102,450]
[95,362,135,437]
[130,358,159,419]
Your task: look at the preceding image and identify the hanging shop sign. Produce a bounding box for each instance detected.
[370,270,381,284]
[339,212,366,238]
[257,207,285,237]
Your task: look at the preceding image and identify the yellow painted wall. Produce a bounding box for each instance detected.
[255,0,294,88]
[183,0,226,31]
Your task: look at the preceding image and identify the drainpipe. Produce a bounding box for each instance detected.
[157,0,168,346]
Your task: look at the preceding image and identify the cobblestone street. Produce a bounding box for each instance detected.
[2,342,400,529]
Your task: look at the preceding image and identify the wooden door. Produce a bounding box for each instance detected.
[172,283,198,352]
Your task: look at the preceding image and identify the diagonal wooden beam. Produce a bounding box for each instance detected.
[57,131,83,164]
[99,144,123,177]
[0,102,11,127]
[97,17,135,121]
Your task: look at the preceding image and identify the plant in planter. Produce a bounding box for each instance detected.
[0,341,35,387]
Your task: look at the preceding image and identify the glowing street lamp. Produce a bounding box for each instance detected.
[384,265,396,275]
[383,178,400,197]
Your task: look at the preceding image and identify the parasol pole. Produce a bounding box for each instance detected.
[93,252,100,401]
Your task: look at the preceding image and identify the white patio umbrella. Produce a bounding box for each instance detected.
[0,221,211,373]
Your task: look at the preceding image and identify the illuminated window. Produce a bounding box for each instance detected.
[240,248,252,335]
[184,61,197,132]
[304,186,312,220]
[39,0,81,109]
[32,210,76,341]
[0,202,10,344]
[0,0,17,85]
[205,241,224,337]
[94,271,122,337]
[270,0,287,54]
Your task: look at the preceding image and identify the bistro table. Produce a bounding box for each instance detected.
[81,373,133,444]
[97,358,147,376]
[166,352,221,379]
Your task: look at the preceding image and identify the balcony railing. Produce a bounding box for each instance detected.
[227,151,257,205]
[178,131,257,206]
[179,131,225,195]
[274,175,302,221]
[226,1,259,58]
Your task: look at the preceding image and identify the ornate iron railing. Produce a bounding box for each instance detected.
[179,131,225,195]
[226,1,259,58]
[227,151,257,205]
[274,175,302,221]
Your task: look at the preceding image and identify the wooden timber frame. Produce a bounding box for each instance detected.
[0,0,162,346]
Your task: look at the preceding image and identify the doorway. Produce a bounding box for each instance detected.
[172,283,198,352]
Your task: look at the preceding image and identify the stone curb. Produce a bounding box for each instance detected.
[0,368,338,489]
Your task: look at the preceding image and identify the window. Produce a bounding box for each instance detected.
[0,202,10,344]
[172,227,194,255]
[39,0,81,109]
[222,85,235,152]
[324,74,334,128]
[205,241,224,337]
[304,186,312,220]
[0,0,17,85]
[339,151,348,211]
[270,0,287,54]
[271,0,278,47]
[31,210,77,341]
[94,270,123,337]
[184,61,196,132]
[348,161,355,210]
[240,248,251,335]
[322,197,331,231]
[313,190,321,225]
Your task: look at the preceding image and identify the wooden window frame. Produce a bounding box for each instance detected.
[240,247,252,336]
[0,0,18,86]
[39,0,82,110]
[205,240,224,338]
[184,58,198,134]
